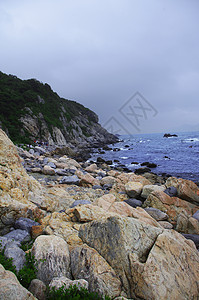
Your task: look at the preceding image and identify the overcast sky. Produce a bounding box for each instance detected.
[0,0,199,135]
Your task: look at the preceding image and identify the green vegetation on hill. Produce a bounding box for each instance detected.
[0,71,98,144]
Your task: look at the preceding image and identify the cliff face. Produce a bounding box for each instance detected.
[0,72,117,146]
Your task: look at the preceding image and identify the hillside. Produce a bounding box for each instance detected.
[0,71,117,146]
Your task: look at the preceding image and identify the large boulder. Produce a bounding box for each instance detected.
[130,230,199,299]
[144,190,199,225]
[166,177,199,204]
[79,215,199,299]
[125,181,143,198]
[0,264,36,299]
[79,215,163,297]
[31,235,71,284]
[70,244,121,298]
[141,184,165,199]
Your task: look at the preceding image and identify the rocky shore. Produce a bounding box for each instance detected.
[0,128,199,299]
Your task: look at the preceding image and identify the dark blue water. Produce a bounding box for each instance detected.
[91,131,199,182]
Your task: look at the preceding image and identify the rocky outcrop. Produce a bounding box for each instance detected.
[0,71,118,147]
[79,215,199,299]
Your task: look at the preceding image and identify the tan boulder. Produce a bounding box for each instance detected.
[100,176,116,186]
[85,163,98,173]
[41,212,82,247]
[176,213,199,234]
[58,156,81,168]
[116,173,151,186]
[0,264,36,299]
[130,230,199,299]
[79,174,100,187]
[70,244,121,298]
[141,184,165,199]
[69,204,116,223]
[166,177,199,204]
[79,215,163,297]
[42,165,55,175]
[32,235,71,284]
[125,181,143,197]
[144,190,199,224]
[94,194,116,211]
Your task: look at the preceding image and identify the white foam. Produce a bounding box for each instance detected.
[121,157,128,159]
[184,138,199,142]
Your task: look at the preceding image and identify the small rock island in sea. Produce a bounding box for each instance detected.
[0,72,198,299]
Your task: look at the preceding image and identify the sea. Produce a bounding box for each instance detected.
[90,131,199,183]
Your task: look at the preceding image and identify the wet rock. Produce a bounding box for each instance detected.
[141,162,157,168]
[92,185,103,190]
[182,234,199,249]
[134,167,151,175]
[164,186,178,197]
[123,199,142,208]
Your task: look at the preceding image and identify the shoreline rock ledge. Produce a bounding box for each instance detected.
[0,128,199,299]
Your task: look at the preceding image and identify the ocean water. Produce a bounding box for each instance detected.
[91,131,199,182]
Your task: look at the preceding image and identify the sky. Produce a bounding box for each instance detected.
[0,0,199,135]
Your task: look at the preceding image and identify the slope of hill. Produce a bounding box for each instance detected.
[0,71,117,146]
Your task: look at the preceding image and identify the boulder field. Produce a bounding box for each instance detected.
[0,128,199,299]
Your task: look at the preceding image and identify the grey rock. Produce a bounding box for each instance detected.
[35,146,46,155]
[0,237,20,251]
[4,242,26,272]
[70,200,92,208]
[29,149,35,155]
[124,199,142,208]
[42,157,49,165]
[92,185,103,190]
[182,234,199,249]
[55,169,69,175]
[4,229,31,243]
[47,162,56,169]
[192,210,199,222]
[164,186,178,197]
[14,217,40,233]
[144,208,168,221]
[59,175,79,184]
[28,279,46,300]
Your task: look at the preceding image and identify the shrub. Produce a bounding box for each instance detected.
[47,284,112,300]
